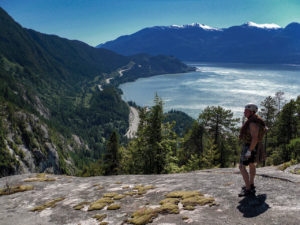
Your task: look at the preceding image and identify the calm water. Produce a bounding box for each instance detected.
[119,63,300,119]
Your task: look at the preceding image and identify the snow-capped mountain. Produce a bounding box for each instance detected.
[244,21,282,29]
[98,22,300,64]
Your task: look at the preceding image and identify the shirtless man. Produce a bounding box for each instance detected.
[239,103,265,197]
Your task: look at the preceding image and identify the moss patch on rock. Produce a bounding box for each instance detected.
[95,198,114,204]
[31,197,65,212]
[73,201,90,210]
[100,222,109,225]
[88,196,116,211]
[182,215,189,220]
[158,202,179,214]
[92,214,107,222]
[159,198,180,205]
[88,202,106,211]
[107,204,121,210]
[24,177,56,182]
[0,185,34,196]
[133,185,156,195]
[183,205,195,210]
[128,208,159,225]
[113,194,126,200]
[103,193,119,198]
[165,190,203,199]
[127,190,217,224]
[24,173,56,182]
[124,191,137,196]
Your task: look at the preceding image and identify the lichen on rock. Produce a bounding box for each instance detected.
[88,202,106,211]
[24,173,56,182]
[128,207,159,225]
[107,204,121,210]
[92,214,107,221]
[73,201,90,210]
[133,185,156,195]
[103,192,119,198]
[31,197,65,212]
[0,185,34,195]
[113,194,126,200]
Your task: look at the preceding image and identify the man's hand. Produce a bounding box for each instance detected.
[245,150,252,158]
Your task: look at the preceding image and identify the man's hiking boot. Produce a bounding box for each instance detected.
[239,184,256,197]
[238,188,253,197]
[241,184,256,192]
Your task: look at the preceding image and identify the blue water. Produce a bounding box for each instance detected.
[119,63,300,119]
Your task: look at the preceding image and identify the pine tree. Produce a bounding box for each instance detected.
[103,130,120,175]
[259,96,277,163]
[179,121,204,166]
[273,100,297,162]
[147,94,164,173]
[275,91,285,113]
[198,106,239,167]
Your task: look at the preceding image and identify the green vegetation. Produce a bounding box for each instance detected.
[164,110,195,137]
[0,184,34,195]
[260,94,300,166]
[92,214,107,222]
[23,174,56,182]
[107,204,121,210]
[0,7,194,177]
[127,190,216,224]
[90,92,300,176]
[30,198,65,212]
[128,207,159,225]
[73,201,90,210]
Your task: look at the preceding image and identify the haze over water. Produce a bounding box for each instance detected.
[119,63,300,120]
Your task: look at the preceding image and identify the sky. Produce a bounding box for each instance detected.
[1,0,300,47]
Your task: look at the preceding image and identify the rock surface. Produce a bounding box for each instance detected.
[0,166,299,225]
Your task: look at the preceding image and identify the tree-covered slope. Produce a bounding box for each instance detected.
[0,7,193,177]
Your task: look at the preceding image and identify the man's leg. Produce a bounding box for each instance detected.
[249,163,256,186]
[239,164,250,190]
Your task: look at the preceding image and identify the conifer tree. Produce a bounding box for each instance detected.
[259,96,277,162]
[198,106,239,167]
[275,91,285,112]
[273,100,298,162]
[103,130,120,175]
[179,121,204,166]
[146,94,164,173]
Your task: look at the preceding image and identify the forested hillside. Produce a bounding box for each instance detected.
[0,7,193,177]
[88,94,299,177]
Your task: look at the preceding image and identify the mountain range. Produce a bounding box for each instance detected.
[0,7,193,177]
[99,22,300,64]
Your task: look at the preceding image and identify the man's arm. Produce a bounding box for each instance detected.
[249,122,259,152]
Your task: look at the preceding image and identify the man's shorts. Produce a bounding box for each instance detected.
[240,144,257,166]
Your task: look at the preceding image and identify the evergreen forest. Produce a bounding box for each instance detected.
[83,93,300,176]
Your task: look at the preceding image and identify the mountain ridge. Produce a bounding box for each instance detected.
[0,6,193,177]
[99,22,300,64]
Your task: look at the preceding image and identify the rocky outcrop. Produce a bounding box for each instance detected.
[0,107,77,177]
[0,166,299,225]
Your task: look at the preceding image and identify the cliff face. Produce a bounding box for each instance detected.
[0,103,83,177]
[0,166,299,225]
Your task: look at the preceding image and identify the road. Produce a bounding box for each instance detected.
[125,106,140,139]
